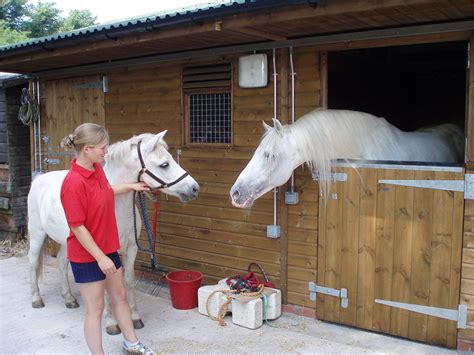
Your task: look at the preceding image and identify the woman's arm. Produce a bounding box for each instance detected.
[112,182,150,195]
[70,225,116,274]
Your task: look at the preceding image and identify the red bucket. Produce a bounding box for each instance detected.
[166,270,203,310]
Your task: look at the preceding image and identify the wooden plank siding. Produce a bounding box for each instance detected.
[460,181,474,343]
[104,48,322,309]
[0,84,30,241]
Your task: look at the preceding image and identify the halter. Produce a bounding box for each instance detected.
[136,140,189,188]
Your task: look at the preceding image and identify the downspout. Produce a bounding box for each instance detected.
[267,48,281,239]
[36,79,42,173]
[285,47,299,205]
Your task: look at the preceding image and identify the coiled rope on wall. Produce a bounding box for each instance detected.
[18,86,39,126]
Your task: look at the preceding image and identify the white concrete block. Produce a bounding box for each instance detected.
[231,297,263,329]
[262,287,282,320]
[198,284,232,317]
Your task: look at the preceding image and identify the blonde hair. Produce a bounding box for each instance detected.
[61,123,109,154]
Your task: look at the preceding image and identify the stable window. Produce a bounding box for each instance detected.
[183,63,232,145]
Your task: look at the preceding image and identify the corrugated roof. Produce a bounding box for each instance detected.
[0,0,250,52]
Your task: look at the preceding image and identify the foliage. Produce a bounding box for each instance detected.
[0,19,28,45]
[60,9,96,32]
[0,0,29,31]
[0,0,98,45]
[21,1,62,38]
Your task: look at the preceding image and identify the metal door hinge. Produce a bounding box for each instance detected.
[375,299,467,329]
[379,174,474,199]
[309,282,348,308]
[44,158,60,165]
[312,172,347,182]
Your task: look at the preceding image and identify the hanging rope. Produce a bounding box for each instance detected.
[205,284,265,326]
[18,86,39,126]
[132,191,159,270]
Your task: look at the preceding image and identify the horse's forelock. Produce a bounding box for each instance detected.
[106,133,168,163]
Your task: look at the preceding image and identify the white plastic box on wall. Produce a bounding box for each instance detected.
[238,54,268,88]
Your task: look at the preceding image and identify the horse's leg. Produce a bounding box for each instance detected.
[57,245,79,308]
[104,290,121,335]
[28,231,46,308]
[122,243,144,329]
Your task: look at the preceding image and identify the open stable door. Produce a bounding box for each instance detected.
[41,75,106,172]
[315,163,466,348]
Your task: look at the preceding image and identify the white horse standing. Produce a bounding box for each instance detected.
[230,109,463,208]
[28,131,199,334]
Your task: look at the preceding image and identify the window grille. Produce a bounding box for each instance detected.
[188,92,231,144]
[183,63,232,145]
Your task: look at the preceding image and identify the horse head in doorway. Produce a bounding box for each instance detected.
[230,109,463,208]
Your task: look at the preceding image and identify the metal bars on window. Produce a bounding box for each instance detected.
[188,92,231,144]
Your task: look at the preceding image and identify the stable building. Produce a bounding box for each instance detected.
[1,0,473,350]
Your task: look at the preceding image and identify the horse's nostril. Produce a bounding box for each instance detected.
[232,189,240,199]
[193,185,199,193]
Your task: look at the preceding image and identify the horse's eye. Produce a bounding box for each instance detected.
[160,162,169,168]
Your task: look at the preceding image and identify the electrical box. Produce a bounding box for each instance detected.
[266,224,281,239]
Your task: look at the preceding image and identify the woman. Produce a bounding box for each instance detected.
[60,123,154,355]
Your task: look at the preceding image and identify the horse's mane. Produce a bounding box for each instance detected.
[106,133,168,163]
[260,109,402,198]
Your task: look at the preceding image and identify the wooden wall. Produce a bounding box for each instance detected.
[105,47,322,309]
[461,195,474,346]
[0,89,7,163]
[458,36,474,349]
[0,85,30,242]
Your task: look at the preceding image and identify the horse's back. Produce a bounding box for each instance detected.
[28,170,69,244]
[416,124,464,162]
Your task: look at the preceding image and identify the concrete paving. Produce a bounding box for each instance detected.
[1,255,455,355]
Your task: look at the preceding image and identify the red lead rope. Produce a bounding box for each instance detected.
[152,190,160,251]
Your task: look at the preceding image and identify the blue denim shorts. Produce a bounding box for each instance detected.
[70,251,122,283]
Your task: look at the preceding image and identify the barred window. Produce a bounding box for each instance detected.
[183,63,232,145]
[188,93,231,144]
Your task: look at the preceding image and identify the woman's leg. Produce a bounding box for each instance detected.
[105,267,138,343]
[77,280,106,355]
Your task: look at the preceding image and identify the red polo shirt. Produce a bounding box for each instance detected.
[60,159,120,263]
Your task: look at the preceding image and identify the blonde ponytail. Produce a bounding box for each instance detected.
[61,123,108,154]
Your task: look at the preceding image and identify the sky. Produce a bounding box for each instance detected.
[27,0,229,24]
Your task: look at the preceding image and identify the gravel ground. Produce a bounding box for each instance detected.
[0,252,455,355]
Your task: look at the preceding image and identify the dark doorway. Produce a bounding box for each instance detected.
[328,42,467,132]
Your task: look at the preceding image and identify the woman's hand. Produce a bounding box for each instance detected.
[129,182,151,192]
[112,182,151,194]
[97,254,117,275]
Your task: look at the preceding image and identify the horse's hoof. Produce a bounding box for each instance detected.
[133,319,144,329]
[106,325,121,335]
[32,300,45,308]
[65,301,79,309]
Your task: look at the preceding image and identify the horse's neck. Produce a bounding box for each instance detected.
[103,161,136,185]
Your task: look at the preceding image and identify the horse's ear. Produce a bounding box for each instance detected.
[262,120,272,132]
[144,130,168,152]
[272,118,283,134]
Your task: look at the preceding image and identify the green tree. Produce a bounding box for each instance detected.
[0,19,28,45]
[0,0,29,31]
[21,1,62,38]
[60,9,96,32]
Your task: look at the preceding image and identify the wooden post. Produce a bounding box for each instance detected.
[466,37,474,168]
[320,52,328,109]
